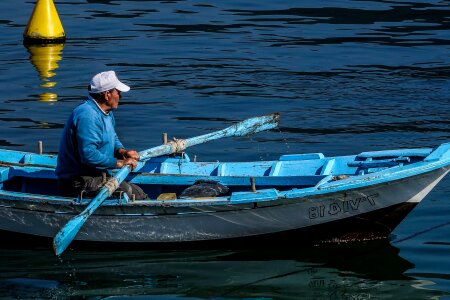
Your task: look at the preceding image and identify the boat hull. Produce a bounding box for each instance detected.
[0,166,447,244]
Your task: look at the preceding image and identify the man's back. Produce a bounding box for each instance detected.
[56,98,123,179]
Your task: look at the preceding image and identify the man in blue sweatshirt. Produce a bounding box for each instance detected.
[56,71,147,199]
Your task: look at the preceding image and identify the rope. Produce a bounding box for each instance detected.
[168,138,187,153]
[103,177,119,196]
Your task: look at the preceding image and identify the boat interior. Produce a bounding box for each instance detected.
[0,146,439,201]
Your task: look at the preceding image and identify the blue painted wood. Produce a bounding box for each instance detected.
[230,188,279,202]
[0,150,31,164]
[269,161,282,176]
[424,143,450,162]
[357,148,432,159]
[314,174,333,188]
[279,153,324,161]
[348,157,410,168]
[269,160,325,176]
[130,174,326,186]
[53,113,280,256]
[0,167,9,182]
[0,156,326,186]
[10,167,56,179]
[0,151,57,168]
[320,159,335,175]
[20,153,57,167]
[216,162,273,177]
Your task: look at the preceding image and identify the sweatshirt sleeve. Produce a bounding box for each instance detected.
[114,133,124,152]
[111,113,124,151]
[75,115,117,169]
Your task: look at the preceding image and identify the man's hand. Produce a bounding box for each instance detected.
[117,148,140,160]
[116,158,138,170]
[124,150,139,160]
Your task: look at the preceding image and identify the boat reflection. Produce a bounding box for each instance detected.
[0,240,445,299]
[25,43,64,102]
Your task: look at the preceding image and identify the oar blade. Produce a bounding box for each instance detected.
[53,213,87,256]
[231,112,280,137]
[53,187,111,256]
[183,112,280,149]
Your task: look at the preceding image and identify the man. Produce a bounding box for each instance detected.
[56,70,148,200]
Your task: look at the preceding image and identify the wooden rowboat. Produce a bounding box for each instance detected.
[0,142,449,246]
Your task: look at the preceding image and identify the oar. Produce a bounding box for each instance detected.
[53,113,280,255]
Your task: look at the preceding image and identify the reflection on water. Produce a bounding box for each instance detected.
[0,240,445,299]
[25,43,64,102]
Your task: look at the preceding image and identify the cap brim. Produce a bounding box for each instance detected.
[115,81,130,92]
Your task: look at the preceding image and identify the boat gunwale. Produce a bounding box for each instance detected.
[0,144,448,208]
[0,159,448,209]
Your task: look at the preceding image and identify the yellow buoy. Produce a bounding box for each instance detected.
[24,0,66,44]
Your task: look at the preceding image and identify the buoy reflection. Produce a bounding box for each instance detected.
[25,43,64,102]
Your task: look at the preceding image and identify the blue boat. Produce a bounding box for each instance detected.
[0,142,449,246]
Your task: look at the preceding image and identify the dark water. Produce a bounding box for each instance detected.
[0,0,449,298]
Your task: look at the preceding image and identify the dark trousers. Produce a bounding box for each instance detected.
[58,175,148,200]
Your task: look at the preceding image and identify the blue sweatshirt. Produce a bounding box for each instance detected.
[56,97,124,179]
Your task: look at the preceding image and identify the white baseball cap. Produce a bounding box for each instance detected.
[89,71,130,93]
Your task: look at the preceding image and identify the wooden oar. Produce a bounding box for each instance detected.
[53,113,280,255]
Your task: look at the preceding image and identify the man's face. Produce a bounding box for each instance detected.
[105,88,121,110]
